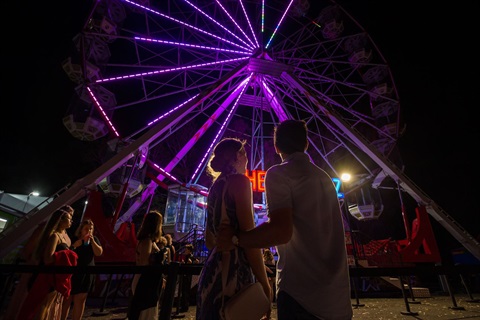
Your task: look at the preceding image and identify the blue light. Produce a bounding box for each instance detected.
[332,177,344,199]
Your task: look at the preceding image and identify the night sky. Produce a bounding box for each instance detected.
[1,1,478,251]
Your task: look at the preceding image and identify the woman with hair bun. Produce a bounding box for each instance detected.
[196,138,271,319]
[127,210,164,320]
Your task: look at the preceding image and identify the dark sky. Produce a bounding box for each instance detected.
[1,1,478,246]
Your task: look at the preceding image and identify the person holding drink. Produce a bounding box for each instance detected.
[61,219,103,320]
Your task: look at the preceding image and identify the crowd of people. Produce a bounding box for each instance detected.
[6,119,353,320]
[6,206,198,320]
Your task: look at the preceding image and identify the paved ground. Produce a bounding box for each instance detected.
[80,294,480,320]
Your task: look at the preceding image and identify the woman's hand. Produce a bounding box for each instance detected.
[84,233,93,244]
[71,239,82,249]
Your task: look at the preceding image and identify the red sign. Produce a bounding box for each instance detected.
[246,170,266,192]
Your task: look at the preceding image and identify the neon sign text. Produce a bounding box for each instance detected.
[247,170,343,198]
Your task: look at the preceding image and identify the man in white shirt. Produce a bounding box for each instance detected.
[218,119,353,319]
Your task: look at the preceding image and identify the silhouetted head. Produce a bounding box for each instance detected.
[274,120,308,155]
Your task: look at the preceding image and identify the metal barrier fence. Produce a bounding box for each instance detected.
[1,263,479,319]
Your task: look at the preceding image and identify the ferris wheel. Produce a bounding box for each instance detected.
[62,0,402,224]
[2,0,479,262]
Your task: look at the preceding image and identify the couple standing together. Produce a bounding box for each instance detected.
[196,120,353,320]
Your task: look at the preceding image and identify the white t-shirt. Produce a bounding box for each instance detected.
[266,152,353,319]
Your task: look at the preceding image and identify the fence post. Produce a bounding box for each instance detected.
[160,262,180,320]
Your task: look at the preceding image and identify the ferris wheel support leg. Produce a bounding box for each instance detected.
[281,71,480,262]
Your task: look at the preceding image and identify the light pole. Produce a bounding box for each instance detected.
[340,173,365,307]
[22,191,39,213]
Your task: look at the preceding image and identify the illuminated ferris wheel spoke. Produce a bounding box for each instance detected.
[95,57,249,83]
[215,0,259,49]
[122,95,200,140]
[238,0,263,48]
[265,0,295,49]
[261,80,288,121]
[146,160,209,197]
[122,0,252,52]
[261,0,265,33]
[148,161,185,186]
[87,86,121,137]
[183,0,256,51]
[134,36,252,55]
[147,95,200,128]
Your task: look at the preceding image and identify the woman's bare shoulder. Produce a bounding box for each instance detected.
[227,173,250,184]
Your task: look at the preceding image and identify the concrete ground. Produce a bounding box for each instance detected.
[80,294,480,320]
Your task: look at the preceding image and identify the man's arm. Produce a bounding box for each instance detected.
[236,207,293,249]
[217,206,293,250]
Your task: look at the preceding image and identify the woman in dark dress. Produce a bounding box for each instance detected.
[61,219,103,320]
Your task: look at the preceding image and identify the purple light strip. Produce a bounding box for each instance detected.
[183,0,255,51]
[238,0,260,48]
[215,0,258,49]
[190,74,253,182]
[261,79,288,121]
[150,162,181,184]
[265,0,295,49]
[148,160,209,197]
[122,0,251,51]
[86,86,120,137]
[147,94,198,127]
[96,57,249,83]
[134,36,251,55]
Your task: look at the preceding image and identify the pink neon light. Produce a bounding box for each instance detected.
[135,37,251,55]
[96,57,249,83]
[86,86,120,137]
[190,75,252,182]
[265,0,295,49]
[122,0,251,51]
[183,0,255,51]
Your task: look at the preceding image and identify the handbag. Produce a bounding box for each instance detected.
[223,281,270,320]
[219,177,270,320]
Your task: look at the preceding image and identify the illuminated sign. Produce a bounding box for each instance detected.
[247,170,343,198]
[246,170,265,192]
[331,177,344,199]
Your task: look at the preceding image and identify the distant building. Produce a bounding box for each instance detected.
[0,191,50,232]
